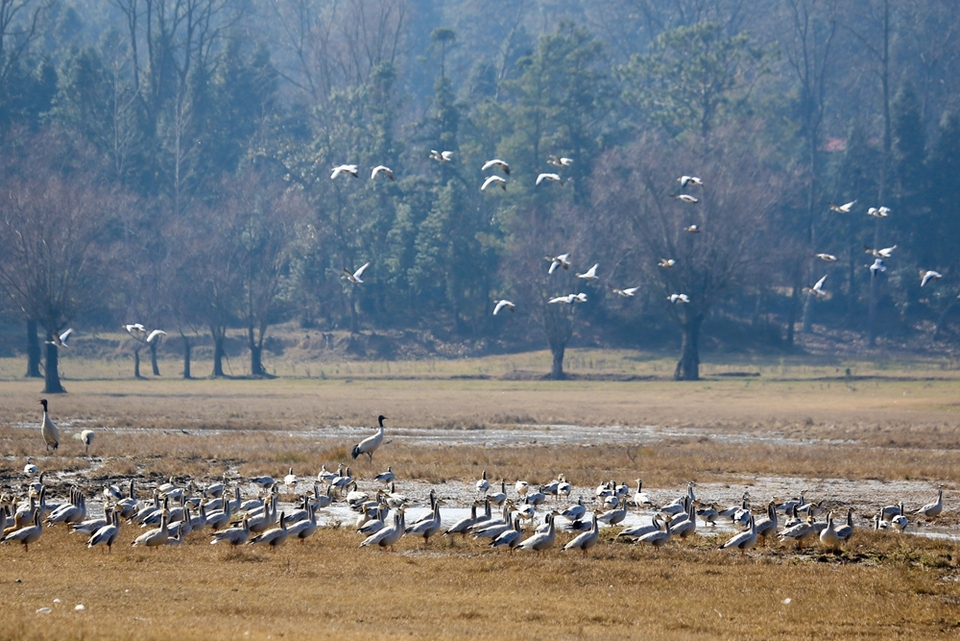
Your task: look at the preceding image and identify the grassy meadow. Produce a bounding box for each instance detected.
[2,349,960,639]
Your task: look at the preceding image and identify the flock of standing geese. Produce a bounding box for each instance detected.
[0,406,948,556]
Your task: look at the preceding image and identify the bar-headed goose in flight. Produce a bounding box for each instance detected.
[343,262,370,284]
[673,194,699,204]
[493,300,515,315]
[546,253,571,274]
[576,264,599,280]
[331,164,359,179]
[865,244,896,258]
[815,253,837,262]
[481,175,506,191]
[658,258,676,268]
[829,200,856,213]
[612,286,638,297]
[547,155,573,167]
[482,159,510,175]
[536,172,561,186]
[802,275,828,298]
[549,293,587,304]
[920,270,942,287]
[668,294,690,304]
[429,150,453,162]
[370,165,394,180]
[45,328,73,348]
[678,175,703,187]
[867,206,890,218]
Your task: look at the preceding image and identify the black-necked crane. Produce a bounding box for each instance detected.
[351,415,386,462]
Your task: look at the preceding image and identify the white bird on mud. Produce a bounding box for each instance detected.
[481,175,506,191]
[920,270,943,287]
[370,165,394,180]
[343,262,370,284]
[38,399,59,452]
[915,486,944,519]
[546,253,572,274]
[493,299,515,315]
[331,164,359,179]
[45,328,73,348]
[829,200,856,214]
[352,415,386,462]
[482,159,510,175]
[536,172,561,186]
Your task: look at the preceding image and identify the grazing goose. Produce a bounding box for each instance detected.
[829,200,856,214]
[38,399,59,452]
[286,504,318,543]
[210,515,251,546]
[545,254,571,274]
[518,513,557,553]
[87,510,120,552]
[429,150,453,163]
[45,328,73,348]
[481,175,507,191]
[360,511,404,549]
[536,172,561,186]
[920,271,943,288]
[672,194,699,204]
[2,510,43,552]
[352,415,386,461]
[370,165,394,180]
[515,480,530,498]
[491,516,524,552]
[915,486,944,519]
[330,164,359,179]
[343,262,370,285]
[563,513,600,554]
[74,429,95,454]
[678,175,703,188]
[720,515,757,555]
[778,516,816,550]
[444,503,480,537]
[132,511,168,548]
[819,512,840,550]
[493,300,515,315]
[482,159,510,175]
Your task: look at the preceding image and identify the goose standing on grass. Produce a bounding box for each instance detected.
[720,515,757,555]
[493,300,515,315]
[916,486,944,519]
[1,510,43,552]
[374,467,396,485]
[819,512,840,550]
[250,513,289,548]
[211,515,251,546]
[835,508,855,542]
[618,514,663,541]
[490,516,523,552]
[132,511,168,548]
[360,511,404,549]
[563,513,600,555]
[38,399,59,452]
[518,513,557,553]
[87,510,120,552]
[343,262,370,285]
[476,470,490,498]
[45,328,73,348]
[352,415,386,462]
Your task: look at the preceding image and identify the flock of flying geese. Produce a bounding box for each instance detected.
[1,408,948,556]
[330,150,702,315]
[806,200,944,299]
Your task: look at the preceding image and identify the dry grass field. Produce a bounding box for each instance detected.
[2,350,960,639]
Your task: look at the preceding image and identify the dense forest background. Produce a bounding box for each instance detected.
[1,0,959,386]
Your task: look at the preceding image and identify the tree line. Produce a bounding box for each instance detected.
[1,0,959,391]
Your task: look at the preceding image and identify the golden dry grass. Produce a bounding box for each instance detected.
[2,354,960,639]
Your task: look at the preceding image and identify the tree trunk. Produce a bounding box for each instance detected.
[550,344,566,380]
[674,316,702,381]
[133,348,143,379]
[182,335,192,379]
[43,338,66,394]
[248,325,267,377]
[212,334,225,377]
[25,319,42,378]
[149,342,160,376]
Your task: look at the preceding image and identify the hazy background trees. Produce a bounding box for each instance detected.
[2,0,960,383]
